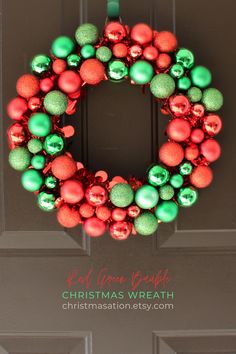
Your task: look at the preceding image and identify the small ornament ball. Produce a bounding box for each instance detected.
[143,46,158,61]
[190,165,213,188]
[148,165,169,187]
[177,186,198,207]
[170,174,183,188]
[16,74,40,99]
[113,43,128,58]
[84,217,106,237]
[110,221,131,240]
[135,185,159,209]
[43,90,68,115]
[52,59,67,74]
[81,44,95,59]
[187,87,202,102]
[31,54,51,75]
[200,138,221,162]
[190,65,212,88]
[27,139,43,154]
[79,203,94,218]
[43,134,65,155]
[185,144,199,161]
[203,114,222,136]
[51,155,77,180]
[58,70,82,94]
[111,208,127,222]
[110,183,134,208]
[31,155,46,170]
[191,128,205,143]
[150,74,175,99]
[60,180,84,204]
[75,23,99,46]
[96,206,111,221]
[104,22,126,43]
[176,48,194,69]
[9,147,31,171]
[85,185,108,206]
[28,112,52,137]
[96,46,112,62]
[21,169,43,192]
[37,192,55,211]
[159,185,174,200]
[130,60,154,85]
[201,88,223,111]
[156,53,171,70]
[107,60,128,81]
[159,141,184,167]
[80,59,105,85]
[57,204,81,228]
[7,97,28,120]
[51,36,75,58]
[167,118,191,142]
[134,212,158,236]
[155,201,178,222]
[154,31,177,52]
[130,23,153,45]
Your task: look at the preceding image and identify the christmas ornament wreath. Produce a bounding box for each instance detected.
[7,2,223,240]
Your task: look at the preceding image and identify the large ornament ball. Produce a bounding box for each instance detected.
[31,54,51,75]
[27,139,43,154]
[159,185,175,200]
[134,212,158,236]
[167,118,191,142]
[58,70,82,94]
[37,192,55,211]
[154,31,177,53]
[28,112,52,137]
[135,185,159,209]
[51,36,75,58]
[110,221,131,241]
[130,60,154,85]
[156,53,171,70]
[177,186,198,207]
[79,59,105,85]
[57,204,81,228]
[185,144,199,161]
[43,133,65,155]
[200,138,221,162]
[148,165,169,187]
[130,23,153,45]
[67,54,81,68]
[52,59,67,74]
[96,206,111,221]
[201,88,223,112]
[143,46,158,61]
[31,154,46,170]
[190,165,213,188]
[150,74,175,98]
[84,217,106,237]
[96,46,112,62]
[85,185,108,206]
[21,169,43,192]
[155,201,178,222]
[191,128,205,143]
[60,179,84,204]
[113,43,128,58]
[7,97,28,120]
[203,114,222,136]
[190,66,212,88]
[107,60,128,81]
[176,48,195,69]
[16,74,40,99]
[51,155,77,180]
[9,147,31,171]
[110,183,134,208]
[170,173,184,188]
[81,44,95,59]
[43,90,68,115]
[75,23,98,46]
[159,141,184,167]
[104,22,126,43]
[187,87,202,102]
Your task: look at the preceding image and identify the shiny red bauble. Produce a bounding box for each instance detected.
[167,118,191,142]
[111,208,127,221]
[7,97,28,120]
[191,128,205,143]
[203,114,222,136]
[143,46,158,61]
[40,77,54,93]
[60,180,84,204]
[129,45,142,58]
[96,206,111,221]
[57,204,81,228]
[51,155,77,180]
[104,21,126,43]
[110,221,131,240]
[85,185,108,206]
[190,165,213,188]
[79,203,94,218]
[200,139,221,162]
[7,123,26,147]
[156,53,171,70]
[159,141,184,167]
[58,70,82,94]
[185,144,199,161]
[16,74,40,99]
[52,59,67,74]
[154,31,177,52]
[112,43,128,58]
[130,23,153,45]
[169,95,190,117]
[191,103,205,118]
[28,97,42,111]
[127,205,140,218]
[83,217,106,237]
[80,59,105,85]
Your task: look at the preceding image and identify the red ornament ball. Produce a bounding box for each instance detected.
[169,95,191,117]
[185,144,199,161]
[130,23,153,45]
[191,103,205,118]
[28,97,42,111]
[191,128,205,143]
[52,59,67,74]
[79,203,94,218]
[60,179,84,204]
[190,165,213,188]
[159,141,184,167]
[200,139,221,162]
[167,118,191,142]
[203,114,222,136]
[57,204,81,228]
[112,43,128,58]
[84,217,106,237]
[79,59,105,85]
[51,155,77,180]
[40,78,54,93]
[96,206,111,221]
[58,70,82,94]
[16,74,40,99]
[110,221,131,241]
[104,22,126,43]
[7,123,26,147]
[143,46,158,61]
[111,208,127,221]
[129,45,142,58]
[7,97,28,120]
[127,205,140,218]
[154,31,177,53]
[156,53,171,70]
[85,185,108,206]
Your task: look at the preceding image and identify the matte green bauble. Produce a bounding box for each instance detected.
[31,155,46,170]
[187,87,202,102]
[135,185,159,209]
[129,60,154,85]
[190,65,212,89]
[43,134,65,155]
[177,76,191,90]
[43,90,68,115]
[37,191,55,211]
[67,54,81,67]
[45,175,57,189]
[27,139,43,154]
[176,48,195,69]
[81,44,95,59]
[28,113,52,137]
[107,60,128,81]
[177,186,198,207]
[148,165,170,187]
[150,74,175,98]
[134,212,158,236]
[155,201,178,223]
[51,36,75,58]
[170,63,184,79]
[201,88,223,111]
[21,169,43,192]
[31,54,51,75]
[179,162,193,175]
[9,147,31,171]
[96,46,112,62]
[159,185,175,200]
[109,183,134,207]
[75,23,99,46]
[170,174,184,188]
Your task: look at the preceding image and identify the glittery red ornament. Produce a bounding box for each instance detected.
[130,23,153,45]
[191,128,205,143]
[203,114,222,136]
[127,205,140,218]
[156,53,171,70]
[51,155,77,180]
[96,206,111,221]
[16,74,40,99]
[28,97,42,111]
[167,118,191,142]
[40,77,54,93]
[7,123,26,148]
[200,139,221,162]
[143,46,158,61]
[111,208,127,221]
[159,141,184,167]
[129,45,142,58]
[58,70,82,94]
[169,95,190,117]
[191,103,205,118]
[57,204,81,228]
[110,221,131,240]
[85,185,108,206]
[79,59,105,85]
[52,59,67,74]
[7,97,28,120]
[104,22,126,43]
[60,179,84,204]
[154,31,177,53]
[112,43,128,58]
[84,217,106,237]
[185,144,199,161]
[79,202,94,218]
[190,165,213,188]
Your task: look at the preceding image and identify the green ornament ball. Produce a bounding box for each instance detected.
[96,46,112,62]
[28,113,52,137]
[177,76,191,90]
[135,185,159,209]
[201,88,223,111]
[176,48,195,69]
[110,183,134,207]
[170,174,184,188]
[134,212,158,236]
[27,139,43,154]
[107,60,128,81]
[75,23,99,46]
[129,60,154,85]
[67,54,81,67]
[177,186,198,207]
[9,147,31,171]
[170,63,184,79]
[43,133,65,155]
[21,169,43,192]
[190,65,212,89]
[45,175,57,189]
[31,54,51,75]
[31,155,46,170]
[179,162,193,175]
[148,165,170,187]
[159,185,175,200]
[37,191,55,211]
[43,90,68,115]
[51,36,75,58]
[81,44,95,59]
[187,87,202,102]
[155,201,178,223]
[150,74,175,99]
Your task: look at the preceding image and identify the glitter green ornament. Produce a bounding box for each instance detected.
[148,165,170,187]
[190,65,212,89]
[27,139,43,154]
[28,113,52,137]
[176,48,195,69]
[134,212,158,236]
[75,23,99,46]
[96,46,112,62]
[135,185,159,209]
[107,60,128,81]
[43,90,68,115]
[51,36,75,58]
[170,63,184,78]
[45,176,57,189]
[150,74,175,99]
[201,88,223,111]
[177,76,191,90]
[43,133,65,155]
[67,54,81,67]
[159,185,175,200]
[31,54,51,75]
[31,155,46,170]
[21,169,43,192]
[81,44,95,59]
[37,191,55,211]
[129,60,154,85]
[170,174,184,188]
[177,186,198,207]
[179,162,193,175]
[155,201,178,222]
[109,183,134,207]
[187,87,202,102]
[9,147,31,171]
